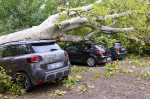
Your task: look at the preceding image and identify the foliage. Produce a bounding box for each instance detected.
[102,63,118,77]
[122,69,133,74]
[127,54,139,59]
[102,62,133,77]
[0,0,97,35]
[106,63,122,72]
[71,65,90,72]
[65,0,97,8]
[66,0,150,55]
[0,0,48,34]
[100,0,149,55]
[128,59,150,67]
[0,94,2,98]
[62,74,82,88]
[86,83,95,89]
[137,71,150,81]
[139,71,150,78]
[93,73,100,78]
[48,90,67,97]
[0,0,150,55]
[0,66,25,96]
[77,85,87,92]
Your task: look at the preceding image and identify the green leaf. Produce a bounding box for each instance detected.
[87,83,95,89]
[77,85,87,91]
[137,78,141,81]
[122,69,129,74]
[49,90,67,96]
[75,75,82,79]
[108,71,116,76]
[102,72,108,76]
[115,66,122,71]
[94,73,100,78]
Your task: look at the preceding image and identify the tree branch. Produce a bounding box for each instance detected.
[98,11,132,21]
[0,17,90,44]
[100,26,134,33]
[85,30,101,39]
[125,36,150,46]
[40,0,103,26]
[59,34,84,42]
[123,35,138,41]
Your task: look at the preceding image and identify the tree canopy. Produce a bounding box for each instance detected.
[0,0,150,55]
[0,0,97,35]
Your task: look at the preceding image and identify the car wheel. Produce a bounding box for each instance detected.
[13,72,32,91]
[86,57,96,67]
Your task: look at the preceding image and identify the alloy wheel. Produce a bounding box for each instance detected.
[87,57,95,66]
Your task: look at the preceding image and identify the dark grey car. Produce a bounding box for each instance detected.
[0,40,71,91]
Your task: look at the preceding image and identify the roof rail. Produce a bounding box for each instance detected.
[0,39,56,45]
[0,40,26,45]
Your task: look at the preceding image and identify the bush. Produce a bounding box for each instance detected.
[0,66,25,96]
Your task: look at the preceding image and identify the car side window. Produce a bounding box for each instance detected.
[82,44,90,50]
[0,47,4,58]
[2,45,18,57]
[18,44,30,55]
[66,44,80,51]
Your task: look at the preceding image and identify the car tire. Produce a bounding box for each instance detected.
[13,72,32,92]
[86,57,96,67]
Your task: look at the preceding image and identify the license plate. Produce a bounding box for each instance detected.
[48,62,63,69]
[107,57,111,61]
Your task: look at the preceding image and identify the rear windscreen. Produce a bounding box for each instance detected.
[93,45,105,51]
[31,43,61,53]
[115,42,122,46]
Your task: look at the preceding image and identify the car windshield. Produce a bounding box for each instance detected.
[31,42,61,53]
[93,45,105,52]
[115,42,122,46]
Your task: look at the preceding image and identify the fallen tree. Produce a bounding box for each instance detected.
[0,0,149,46]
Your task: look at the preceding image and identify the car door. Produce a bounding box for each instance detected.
[15,44,31,70]
[65,44,81,63]
[1,45,18,75]
[80,44,91,63]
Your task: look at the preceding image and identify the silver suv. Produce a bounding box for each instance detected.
[0,40,71,91]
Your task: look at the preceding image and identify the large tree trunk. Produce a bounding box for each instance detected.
[0,0,102,44]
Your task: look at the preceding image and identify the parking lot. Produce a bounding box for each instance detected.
[15,58,150,99]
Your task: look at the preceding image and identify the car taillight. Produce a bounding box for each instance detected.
[97,51,103,55]
[38,79,43,83]
[64,51,68,57]
[26,56,40,63]
[116,47,119,52]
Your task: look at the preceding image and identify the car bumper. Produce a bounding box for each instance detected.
[116,53,127,59]
[30,62,71,85]
[96,56,111,64]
